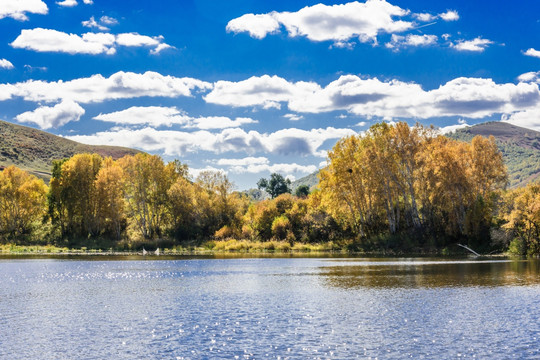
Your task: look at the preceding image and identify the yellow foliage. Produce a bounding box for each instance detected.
[0,166,47,238]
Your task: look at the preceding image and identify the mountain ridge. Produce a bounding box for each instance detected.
[0,120,141,181]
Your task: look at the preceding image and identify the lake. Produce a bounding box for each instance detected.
[0,256,539,359]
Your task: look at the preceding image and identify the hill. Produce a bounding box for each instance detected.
[292,170,320,191]
[291,121,540,190]
[0,120,141,181]
[447,121,540,187]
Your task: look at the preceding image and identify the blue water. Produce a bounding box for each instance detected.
[0,257,539,359]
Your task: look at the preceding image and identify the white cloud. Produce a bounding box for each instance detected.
[205,74,540,120]
[436,121,470,134]
[150,43,173,55]
[116,33,161,47]
[66,126,356,157]
[0,59,14,69]
[386,34,437,49]
[0,0,48,20]
[93,106,257,129]
[205,74,319,108]
[82,16,109,31]
[57,0,92,6]
[186,116,257,130]
[226,13,280,39]
[439,10,459,21]
[11,28,171,55]
[502,109,540,132]
[414,13,435,22]
[284,113,303,121]
[216,157,269,167]
[451,37,493,52]
[226,0,413,45]
[524,48,540,59]
[15,100,85,129]
[227,162,317,175]
[100,16,117,25]
[94,106,189,127]
[0,71,212,104]
[518,71,540,83]
[56,0,77,7]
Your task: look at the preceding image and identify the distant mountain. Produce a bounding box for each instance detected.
[292,170,320,191]
[0,120,141,181]
[448,121,540,187]
[292,121,540,191]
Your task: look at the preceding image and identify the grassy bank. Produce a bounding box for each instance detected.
[0,238,504,257]
[0,240,346,255]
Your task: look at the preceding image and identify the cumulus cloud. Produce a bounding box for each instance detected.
[214,157,320,177]
[216,157,269,167]
[414,13,435,22]
[186,116,257,130]
[0,71,212,104]
[66,126,356,157]
[205,74,319,109]
[502,109,540,132]
[284,113,303,121]
[436,121,470,134]
[57,0,92,6]
[206,74,540,120]
[0,59,14,69]
[227,0,413,45]
[11,28,172,55]
[15,100,85,129]
[386,34,438,49]
[518,71,540,83]
[94,106,189,127]
[439,10,459,21]
[93,106,257,129]
[0,0,48,21]
[56,0,77,7]
[82,16,117,31]
[524,48,540,59]
[451,37,493,52]
[226,162,318,175]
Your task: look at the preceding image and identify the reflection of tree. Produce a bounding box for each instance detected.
[320,261,540,289]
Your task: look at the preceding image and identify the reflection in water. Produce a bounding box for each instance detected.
[321,259,540,289]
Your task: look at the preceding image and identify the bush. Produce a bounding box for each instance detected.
[508,238,526,256]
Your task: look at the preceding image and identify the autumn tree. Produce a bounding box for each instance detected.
[320,122,507,246]
[501,184,540,255]
[118,153,177,240]
[48,153,103,238]
[95,157,126,240]
[0,166,47,240]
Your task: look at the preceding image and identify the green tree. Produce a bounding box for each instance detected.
[257,173,291,199]
[295,185,310,198]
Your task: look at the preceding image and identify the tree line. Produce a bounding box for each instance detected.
[0,122,538,255]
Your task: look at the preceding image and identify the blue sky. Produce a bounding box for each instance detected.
[0,0,539,189]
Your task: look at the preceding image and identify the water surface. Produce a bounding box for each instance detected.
[1,257,539,359]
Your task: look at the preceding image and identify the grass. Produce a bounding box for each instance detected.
[207,239,342,253]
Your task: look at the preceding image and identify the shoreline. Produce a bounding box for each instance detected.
[0,244,510,258]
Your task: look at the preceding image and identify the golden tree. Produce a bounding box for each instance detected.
[0,166,47,239]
